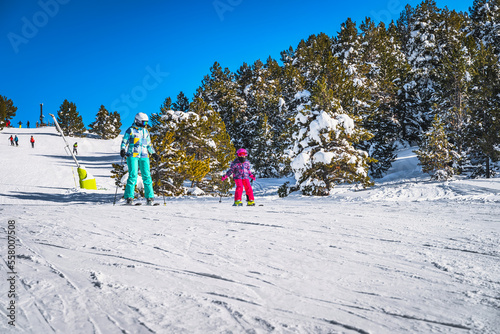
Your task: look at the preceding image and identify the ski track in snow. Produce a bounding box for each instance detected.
[0,128,499,333]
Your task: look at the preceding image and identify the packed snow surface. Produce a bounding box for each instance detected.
[1,127,499,333]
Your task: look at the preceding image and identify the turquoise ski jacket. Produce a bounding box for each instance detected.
[120,125,156,158]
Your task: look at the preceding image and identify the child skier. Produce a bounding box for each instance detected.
[73,142,78,155]
[221,148,256,206]
[120,112,159,205]
[30,136,35,148]
[9,135,14,146]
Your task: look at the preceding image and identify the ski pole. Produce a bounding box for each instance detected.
[156,159,166,206]
[113,157,124,206]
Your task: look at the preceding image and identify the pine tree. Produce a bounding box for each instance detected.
[88,105,121,139]
[147,96,235,196]
[396,0,443,143]
[109,111,122,138]
[172,91,190,112]
[289,78,374,196]
[236,57,290,177]
[434,9,472,168]
[357,19,404,178]
[56,99,86,136]
[88,105,108,138]
[249,115,279,177]
[415,115,456,180]
[197,62,246,149]
[150,97,172,134]
[466,43,500,178]
[0,95,17,130]
[188,96,235,193]
[278,53,305,174]
[469,0,500,56]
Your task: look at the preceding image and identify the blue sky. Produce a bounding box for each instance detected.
[1,0,472,132]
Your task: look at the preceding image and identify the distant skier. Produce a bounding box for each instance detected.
[221,148,256,206]
[30,136,35,148]
[6,120,11,128]
[73,142,78,155]
[27,121,30,128]
[120,112,159,205]
[9,135,14,146]
[14,135,19,146]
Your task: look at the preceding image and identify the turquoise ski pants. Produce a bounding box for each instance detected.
[124,157,154,199]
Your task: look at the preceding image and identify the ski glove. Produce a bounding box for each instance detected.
[250,175,256,181]
[151,153,160,161]
[221,175,228,181]
[120,149,126,158]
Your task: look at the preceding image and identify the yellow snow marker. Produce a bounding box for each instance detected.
[77,166,97,190]
[49,113,98,191]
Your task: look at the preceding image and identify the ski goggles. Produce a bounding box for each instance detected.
[141,120,148,126]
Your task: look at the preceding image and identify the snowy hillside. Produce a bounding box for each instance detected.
[1,127,499,333]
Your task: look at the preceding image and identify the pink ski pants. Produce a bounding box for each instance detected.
[234,179,254,201]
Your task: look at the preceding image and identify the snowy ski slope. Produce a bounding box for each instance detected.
[0,127,499,333]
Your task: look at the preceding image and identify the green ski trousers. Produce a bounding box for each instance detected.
[124,157,154,199]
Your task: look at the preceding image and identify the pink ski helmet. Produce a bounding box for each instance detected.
[236,148,248,157]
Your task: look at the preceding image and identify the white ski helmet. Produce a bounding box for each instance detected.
[134,112,149,127]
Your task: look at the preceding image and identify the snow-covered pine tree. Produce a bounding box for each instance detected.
[434,9,472,169]
[56,99,85,136]
[415,115,456,180]
[234,59,265,153]
[249,115,279,177]
[148,97,235,196]
[357,19,404,178]
[150,97,172,135]
[396,0,443,143]
[172,91,190,112]
[88,105,121,139]
[149,109,196,196]
[238,57,289,177]
[332,18,361,68]
[289,78,374,196]
[188,96,235,194]
[109,111,122,139]
[466,43,500,178]
[197,62,246,149]
[278,51,306,173]
[469,0,500,57]
[0,95,17,130]
[88,105,108,138]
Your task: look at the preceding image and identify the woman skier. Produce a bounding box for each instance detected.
[120,112,159,205]
[222,148,256,206]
